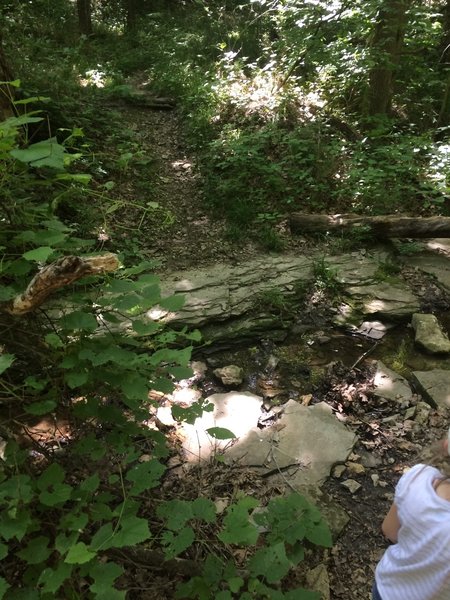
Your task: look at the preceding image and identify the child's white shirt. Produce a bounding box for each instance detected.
[376,463,450,600]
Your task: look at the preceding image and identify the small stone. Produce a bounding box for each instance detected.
[371,474,379,487]
[301,394,313,406]
[213,365,244,386]
[190,361,208,380]
[305,564,330,600]
[412,313,450,354]
[414,401,431,425]
[346,461,365,475]
[404,406,416,419]
[341,479,361,494]
[333,465,346,478]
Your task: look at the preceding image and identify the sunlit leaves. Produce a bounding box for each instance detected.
[125,459,165,494]
[65,542,96,564]
[218,497,259,546]
[0,354,15,375]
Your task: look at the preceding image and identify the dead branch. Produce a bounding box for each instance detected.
[2,253,120,316]
[289,213,450,238]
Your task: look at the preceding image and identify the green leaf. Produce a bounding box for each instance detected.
[22,246,54,262]
[192,497,216,523]
[248,543,291,583]
[0,543,8,561]
[11,137,66,170]
[0,577,10,599]
[126,460,165,494]
[89,562,124,598]
[132,320,160,336]
[206,427,236,440]
[16,536,52,565]
[14,96,50,105]
[61,311,98,332]
[167,366,194,379]
[44,332,64,348]
[24,399,57,415]
[38,563,72,594]
[157,500,193,530]
[0,354,15,375]
[39,482,73,506]
[65,370,89,389]
[65,542,96,564]
[0,508,33,541]
[227,577,244,593]
[305,518,332,548]
[161,526,195,559]
[218,497,259,546]
[55,532,79,555]
[158,294,185,311]
[0,286,16,301]
[37,463,65,489]
[110,516,151,548]
[120,374,149,400]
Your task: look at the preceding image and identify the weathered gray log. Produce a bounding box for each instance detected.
[2,253,119,316]
[289,213,450,238]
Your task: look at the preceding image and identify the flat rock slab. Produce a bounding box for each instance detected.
[404,253,450,292]
[224,399,357,488]
[411,370,450,408]
[346,282,420,319]
[180,392,263,462]
[373,361,414,404]
[411,313,450,354]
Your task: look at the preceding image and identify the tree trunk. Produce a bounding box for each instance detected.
[289,213,450,238]
[77,0,92,35]
[366,0,411,116]
[0,32,15,121]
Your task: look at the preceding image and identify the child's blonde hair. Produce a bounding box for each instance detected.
[418,439,450,479]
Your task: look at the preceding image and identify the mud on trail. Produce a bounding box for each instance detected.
[93,102,450,600]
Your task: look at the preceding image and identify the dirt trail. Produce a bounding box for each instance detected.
[107,103,450,600]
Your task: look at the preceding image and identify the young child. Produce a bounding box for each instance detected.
[372,432,450,600]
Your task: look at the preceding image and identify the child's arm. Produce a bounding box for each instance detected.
[381,503,400,543]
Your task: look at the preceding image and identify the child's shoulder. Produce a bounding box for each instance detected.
[396,463,441,495]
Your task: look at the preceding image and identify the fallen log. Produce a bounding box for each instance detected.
[2,253,119,316]
[289,213,450,238]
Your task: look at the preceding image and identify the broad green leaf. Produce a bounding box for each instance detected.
[24,376,48,391]
[217,592,233,600]
[167,365,194,379]
[55,173,91,184]
[192,497,216,523]
[79,474,100,494]
[61,311,98,332]
[305,518,332,548]
[65,370,89,389]
[157,500,193,530]
[2,79,21,86]
[38,563,73,594]
[65,542,96,564]
[44,332,64,348]
[121,262,159,277]
[11,137,65,170]
[227,577,244,593]
[37,463,65,489]
[0,543,8,561]
[22,246,54,262]
[218,497,259,546]
[60,511,88,533]
[39,482,73,506]
[206,427,236,440]
[90,523,114,551]
[0,286,16,301]
[120,374,149,400]
[17,536,52,565]
[55,531,79,554]
[0,508,33,541]
[0,577,10,599]
[14,96,50,105]
[126,460,165,494]
[0,354,15,375]
[132,320,160,336]
[34,230,67,245]
[0,474,33,502]
[109,515,151,548]
[158,294,185,311]
[248,543,291,583]
[24,399,57,415]
[161,526,195,559]
[89,562,124,597]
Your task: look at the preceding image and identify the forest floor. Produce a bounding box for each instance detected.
[97,100,449,600]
